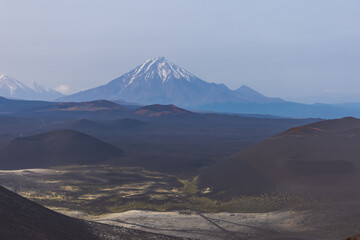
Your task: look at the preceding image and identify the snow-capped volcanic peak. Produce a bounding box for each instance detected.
[0,74,63,100]
[57,57,282,105]
[0,74,28,94]
[128,57,195,84]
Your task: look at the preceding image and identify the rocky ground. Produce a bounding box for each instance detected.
[87,221,187,240]
[57,209,326,240]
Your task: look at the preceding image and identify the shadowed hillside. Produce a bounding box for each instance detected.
[36,100,129,112]
[0,185,186,240]
[0,130,124,170]
[134,104,194,117]
[199,117,360,197]
[35,118,147,137]
[0,185,99,240]
[109,118,147,127]
[347,235,360,240]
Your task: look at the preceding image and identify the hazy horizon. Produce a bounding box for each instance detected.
[1,0,359,104]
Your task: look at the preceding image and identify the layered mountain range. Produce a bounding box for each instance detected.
[55,57,360,118]
[3,58,360,118]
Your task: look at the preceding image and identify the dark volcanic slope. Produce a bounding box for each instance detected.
[199,117,360,196]
[0,130,124,170]
[134,104,194,117]
[0,185,99,240]
[347,235,360,240]
[36,118,147,136]
[36,100,129,112]
[0,185,185,240]
[38,119,108,133]
[109,118,147,128]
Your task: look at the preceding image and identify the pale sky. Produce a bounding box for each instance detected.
[0,0,359,103]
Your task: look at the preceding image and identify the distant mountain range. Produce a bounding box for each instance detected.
[0,74,63,101]
[58,57,283,106]
[56,57,360,118]
[3,58,360,118]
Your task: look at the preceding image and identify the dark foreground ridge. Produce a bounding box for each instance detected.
[0,185,187,240]
[0,184,99,240]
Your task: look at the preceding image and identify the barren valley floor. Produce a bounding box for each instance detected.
[1,165,359,240]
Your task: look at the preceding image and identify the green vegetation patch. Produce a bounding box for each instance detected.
[179,176,198,195]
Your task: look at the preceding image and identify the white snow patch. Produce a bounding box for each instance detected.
[124,57,195,87]
[55,84,71,94]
